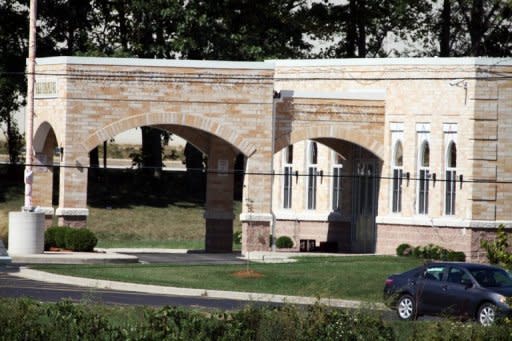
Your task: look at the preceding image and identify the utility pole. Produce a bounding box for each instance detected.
[8,0,44,256]
[24,0,37,211]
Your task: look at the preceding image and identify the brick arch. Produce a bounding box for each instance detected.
[275,125,384,160]
[80,112,257,157]
[34,121,59,153]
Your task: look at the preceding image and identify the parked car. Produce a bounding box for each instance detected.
[383,262,512,326]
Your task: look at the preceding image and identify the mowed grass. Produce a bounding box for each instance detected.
[0,166,242,248]
[0,166,24,242]
[33,256,424,302]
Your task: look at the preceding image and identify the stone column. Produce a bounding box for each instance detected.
[205,141,236,252]
[32,126,58,226]
[56,153,89,227]
[32,151,55,227]
[241,154,273,254]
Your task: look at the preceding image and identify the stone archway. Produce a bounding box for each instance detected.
[32,57,275,252]
[32,122,59,225]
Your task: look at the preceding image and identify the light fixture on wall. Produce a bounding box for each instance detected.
[405,172,410,186]
[54,146,63,161]
[459,174,464,189]
[432,173,436,186]
[318,169,324,183]
[449,78,468,105]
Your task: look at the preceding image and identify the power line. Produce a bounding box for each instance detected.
[2,70,512,82]
[4,162,512,185]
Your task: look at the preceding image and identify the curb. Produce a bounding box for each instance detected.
[9,252,138,265]
[12,267,386,310]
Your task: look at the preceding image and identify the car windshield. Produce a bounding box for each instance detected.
[469,268,512,288]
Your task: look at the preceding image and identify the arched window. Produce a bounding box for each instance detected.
[392,141,403,213]
[332,152,343,211]
[445,142,457,215]
[307,141,318,210]
[282,145,293,209]
[418,140,430,214]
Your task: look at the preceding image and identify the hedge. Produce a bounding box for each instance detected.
[276,236,294,249]
[396,243,466,262]
[0,298,510,340]
[44,226,97,252]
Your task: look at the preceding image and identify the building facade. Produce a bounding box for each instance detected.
[29,56,512,260]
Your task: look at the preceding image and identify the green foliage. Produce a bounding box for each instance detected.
[44,226,70,249]
[2,299,511,340]
[398,243,466,262]
[66,228,98,252]
[233,230,242,245]
[276,236,294,249]
[45,226,97,252]
[396,243,411,256]
[481,224,512,269]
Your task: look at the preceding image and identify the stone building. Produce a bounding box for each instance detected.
[30,56,511,260]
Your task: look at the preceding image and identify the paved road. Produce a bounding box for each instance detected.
[0,265,252,310]
[131,252,246,265]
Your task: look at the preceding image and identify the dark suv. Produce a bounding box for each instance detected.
[384,262,512,325]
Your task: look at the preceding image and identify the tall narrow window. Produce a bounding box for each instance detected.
[392,141,403,213]
[332,153,343,211]
[418,141,430,214]
[445,142,457,215]
[307,141,318,210]
[282,145,293,209]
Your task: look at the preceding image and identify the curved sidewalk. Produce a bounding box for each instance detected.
[11,267,385,311]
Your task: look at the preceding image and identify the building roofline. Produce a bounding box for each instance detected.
[35,56,275,70]
[35,56,512,70]
[270,57,512,67]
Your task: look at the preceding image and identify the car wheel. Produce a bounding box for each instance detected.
[397,294,416,320]
[477,303,496,326]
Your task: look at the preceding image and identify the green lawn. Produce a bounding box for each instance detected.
[1,167,242,248]
[33,256,423,302]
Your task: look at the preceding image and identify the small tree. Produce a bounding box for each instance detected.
[481,224,512,268]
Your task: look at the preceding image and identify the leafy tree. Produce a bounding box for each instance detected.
[177,0,311,60]
[0,2,28,166]
[415,0,512,56]
[306,0,433,58]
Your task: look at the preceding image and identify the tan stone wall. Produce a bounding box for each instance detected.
[33,58,275,220]
[376,223,472,255]
[31,57,512,254]
[272,60,512,256]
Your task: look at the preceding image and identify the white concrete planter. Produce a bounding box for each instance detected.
[8,211,45,255]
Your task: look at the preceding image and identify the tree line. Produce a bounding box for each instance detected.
[1,0,511,169]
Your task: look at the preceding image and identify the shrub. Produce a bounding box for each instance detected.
[399,242,467,262]
[481,224,512,268]
[45,226,97,252]
[233,231,242,245]
[447,251,466,262]
[396,243,411,256]
[66,229,98,252]
[45,226,74,249]
[423,244,442,259]
[276,236,294,249]
[412,246,424,258]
